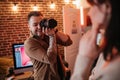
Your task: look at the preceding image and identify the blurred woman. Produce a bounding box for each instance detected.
[71,0,120,80]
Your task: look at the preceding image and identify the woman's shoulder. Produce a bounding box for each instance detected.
[95,56,120,80]
[108,56,120,71]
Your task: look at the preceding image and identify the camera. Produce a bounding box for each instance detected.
[39,18,57,29]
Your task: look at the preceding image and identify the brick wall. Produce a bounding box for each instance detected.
[0,0,74,56]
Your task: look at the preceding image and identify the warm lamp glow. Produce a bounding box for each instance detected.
[12,3,17,11]
[33,4,38,11]
[50,2,55,9]
[74,0,90,8]
[72,0,80,9]
[64,0,70,4]
[80,6,84,25]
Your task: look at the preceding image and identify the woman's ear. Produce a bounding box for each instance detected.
[112,47,118,56]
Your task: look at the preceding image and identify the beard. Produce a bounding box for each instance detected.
[30,30,44,38]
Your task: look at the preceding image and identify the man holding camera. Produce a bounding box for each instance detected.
[24,11,72,80]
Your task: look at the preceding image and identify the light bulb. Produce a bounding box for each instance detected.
[33,4,38,11]
[50,2,55,9]
[13,3,17,11]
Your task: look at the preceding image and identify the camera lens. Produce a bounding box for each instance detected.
[48,19,57,28]
[39,18,57,28]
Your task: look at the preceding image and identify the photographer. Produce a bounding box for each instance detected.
[24,11,72,80]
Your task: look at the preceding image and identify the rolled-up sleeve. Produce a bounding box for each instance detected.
[56,35,73,46]
[24,38,55,64]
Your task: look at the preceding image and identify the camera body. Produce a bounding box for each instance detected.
[39,18,57,29]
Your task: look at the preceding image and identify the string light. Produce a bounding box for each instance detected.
[33,4,38,11]
[50,1,55,10]
[12,3,17,11]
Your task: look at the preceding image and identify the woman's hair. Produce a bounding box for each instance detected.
[87,0,106,5]
[87,0,120,60]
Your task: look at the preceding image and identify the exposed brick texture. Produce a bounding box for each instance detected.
[0,0,74,56]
